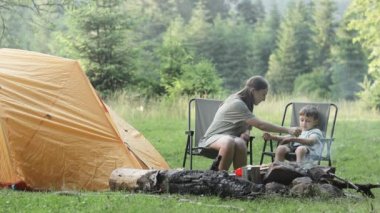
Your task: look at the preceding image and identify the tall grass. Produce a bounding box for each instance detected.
[107,92,380,123]
[106,91,189,121]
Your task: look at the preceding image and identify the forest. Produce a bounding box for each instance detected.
[1,0,379,109]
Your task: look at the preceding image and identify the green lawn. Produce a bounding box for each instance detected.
[1,97,380,212]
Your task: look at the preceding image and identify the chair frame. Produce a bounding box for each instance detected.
[259,102,338,166]
[182,98,253,170]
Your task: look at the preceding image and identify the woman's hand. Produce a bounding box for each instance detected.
[288,127,302,137]
[240,131,250,142]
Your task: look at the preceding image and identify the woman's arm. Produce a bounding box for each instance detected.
[246,117,301,136]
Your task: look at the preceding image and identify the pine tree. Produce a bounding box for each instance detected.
[236,0,265,26]
[58,0,134,96]
[248,3,281,77]
[185,1,212,54]
[177,58,222,97]
[205,16,255,90]
[330,18,368,100]
[309,0,337,70]
[200,0,230,22]
[123,0,181,97]
[266,0,312,94]
[292,0,337,99]
[159,17,192,91]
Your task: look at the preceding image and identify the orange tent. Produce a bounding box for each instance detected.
[0,49,169,191]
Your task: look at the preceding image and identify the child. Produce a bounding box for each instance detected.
[262,105,323,163]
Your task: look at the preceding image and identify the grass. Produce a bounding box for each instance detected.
[1,94,380,212]
[1,191,378,212]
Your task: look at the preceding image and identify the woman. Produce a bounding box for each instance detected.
[199,76,302,171]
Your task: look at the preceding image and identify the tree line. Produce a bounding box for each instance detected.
[1,0,379,109]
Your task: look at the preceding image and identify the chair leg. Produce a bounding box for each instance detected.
[260,140,267,165]
[190,153,193,170]
[249,136,253,165]
[182,135,191,168]
[269,140,274,162]
[189,137,194,170]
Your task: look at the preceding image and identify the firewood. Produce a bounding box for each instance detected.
[109,164,380,199]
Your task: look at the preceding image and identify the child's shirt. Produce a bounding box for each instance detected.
[292,128,323,155]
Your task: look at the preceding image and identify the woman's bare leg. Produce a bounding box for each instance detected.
[233,137,247,169]
[209,136,235,171]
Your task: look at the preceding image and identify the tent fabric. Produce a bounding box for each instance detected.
[0,48,169,191]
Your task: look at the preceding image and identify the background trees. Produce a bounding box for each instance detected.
[2,0,379,109]
[293,0,337,99]
[266,0,312,94]
[347,0,380,109]
[55,0,134,96]
[329,17,367,100]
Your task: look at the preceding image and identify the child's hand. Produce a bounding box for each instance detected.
[262,132,272,141]
[288,127,302,137]
[280,137,292,145]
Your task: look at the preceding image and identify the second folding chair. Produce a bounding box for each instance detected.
[259,102,338,166]
[182,98,253,170]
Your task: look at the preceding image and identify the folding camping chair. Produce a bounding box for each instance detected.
[259,102,338,166]
[182,98,253,170]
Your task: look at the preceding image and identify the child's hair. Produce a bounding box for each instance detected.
[299,105,319,121]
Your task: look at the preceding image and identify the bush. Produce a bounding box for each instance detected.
[293,70,331,99]
[168,59,223,97]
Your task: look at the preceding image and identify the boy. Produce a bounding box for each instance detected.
[262,105,323,163]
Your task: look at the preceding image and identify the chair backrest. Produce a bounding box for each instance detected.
[190,99,223,147]
[284,102,338,138]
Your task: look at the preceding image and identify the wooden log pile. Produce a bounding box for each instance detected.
[109,161,380,199]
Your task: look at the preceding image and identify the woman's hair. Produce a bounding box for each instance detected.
[299,105,320,121]
[237,76,269,112]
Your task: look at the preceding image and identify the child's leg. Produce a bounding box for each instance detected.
[295,146,308,163]
[275,145,290,162]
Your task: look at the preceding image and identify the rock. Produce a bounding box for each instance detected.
[315,184,344,198]
[292,177,313,187]
[290,183,314,197]
[265,182,289,195]
[263,162,307,185]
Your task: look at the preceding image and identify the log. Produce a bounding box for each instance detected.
[263,162,307,185]
[109,168,160,191]
[109,168,263,198]
[307,166,336,181]
[167,170,263,198]
[326,173,380,198]
[109,164,379,199]
[263,162,337,185]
